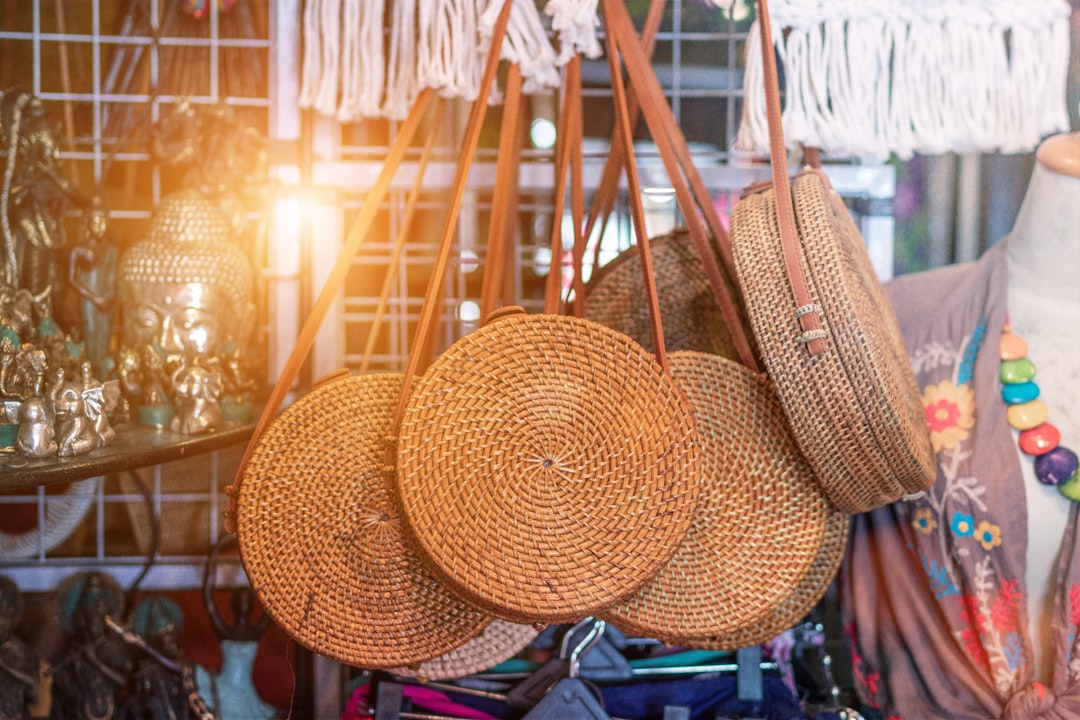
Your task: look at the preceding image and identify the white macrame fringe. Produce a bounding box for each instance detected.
[297,0,595,120]
[418,0,483,100]
[312,0,344,117]
[544,0,602,63]
[384,0,420,120]
[733,0,1071,160]
[337,0,386,121]
[298,0,322,109]
[480,0,561,96]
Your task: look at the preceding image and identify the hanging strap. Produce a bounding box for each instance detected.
[584,0,665,267]
[359,102,447,373]
[480,63,525,321]
[224,87,439,533]
[544,56,582,316]
[603,0,759,373]
[566,56,587,319]
[755,0,826,356]
[602,0,669,373]
[387,0,516,444]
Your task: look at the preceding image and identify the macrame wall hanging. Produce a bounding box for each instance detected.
[730,0,1072,160]
[300,0,600,122]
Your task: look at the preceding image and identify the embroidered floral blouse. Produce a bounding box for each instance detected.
[840,243,1080,720]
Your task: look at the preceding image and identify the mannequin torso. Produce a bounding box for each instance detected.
[1002,132,1080,683]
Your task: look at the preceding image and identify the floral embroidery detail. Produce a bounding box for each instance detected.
[951,513,975,536]
[922,379,976,453]
[992,579,1022,635]
[956,320,986,387]
[959,593,991,671]
[921,552,960,598]
[976,520,1002,551]
[912,507,937,534]
[1003,632,1025,671]
[847,623,884,709]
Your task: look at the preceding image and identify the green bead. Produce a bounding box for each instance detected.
[1000,358,1036,384]
[1058,467,1080,502]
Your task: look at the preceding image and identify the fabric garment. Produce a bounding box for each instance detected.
[841,242,1080,719]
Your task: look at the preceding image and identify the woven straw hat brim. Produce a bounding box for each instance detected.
[237,373,490,668]
[397,312,703,624]
[600,351,843,639]
[604,506,848,650]
[584,230,744,358]
[389,620,539,681]
[730,173,935,513]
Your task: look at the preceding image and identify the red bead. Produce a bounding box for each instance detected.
[1019,423,1061,456]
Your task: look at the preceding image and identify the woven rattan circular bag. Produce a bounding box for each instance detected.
[730,175,935,513]
[678,507,850,651]
[599,351,844,641]
[728,0,934,513]
[236,373,490,668]
[389,620,539,681]
[395,310,703,624]
[584,229,745,358]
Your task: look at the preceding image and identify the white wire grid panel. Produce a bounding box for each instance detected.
[0,0,301,591]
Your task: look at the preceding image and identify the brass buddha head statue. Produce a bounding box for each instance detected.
[118,189,254,362]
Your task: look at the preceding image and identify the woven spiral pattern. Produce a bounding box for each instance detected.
[584,230,744,357]
[600,351,842,640]
[397,312,703,623]
[237,373,490,668]
[730,172,935,513]
[389,620,539,681]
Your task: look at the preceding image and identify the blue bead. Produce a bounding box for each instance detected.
[1002,381,1039,405]
[1035,446,1080,486]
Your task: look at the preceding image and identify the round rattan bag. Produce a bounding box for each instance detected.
[730,174,935,513]
[598,351,845,642]
[395,309,704,624]
[584,229,747,358]
[389,620,539,681]
[236,373,490,668]
[673,507,850,651]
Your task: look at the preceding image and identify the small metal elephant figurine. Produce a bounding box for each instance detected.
[51,369,97,458]
[169,359,223,435]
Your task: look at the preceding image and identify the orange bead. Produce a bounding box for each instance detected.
[999,332,1028,361]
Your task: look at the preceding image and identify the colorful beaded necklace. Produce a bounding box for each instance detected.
[1000,319,1080,499]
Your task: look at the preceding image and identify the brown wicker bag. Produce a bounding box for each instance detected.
[388,620,538,681]
[227,1,522,668]
[586,0,844,646]
[727,0,935,513]
[393,54,704,625]
[585,229,743,358]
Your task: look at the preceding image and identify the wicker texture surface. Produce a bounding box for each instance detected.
[683,507,850,651]
[604,501,849,650]
[730,172,935,513]
[599,351,841,639]
[237,373,490,668]
[584,230,745,358]
[396,312,703,623]
[389,620,539,681]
